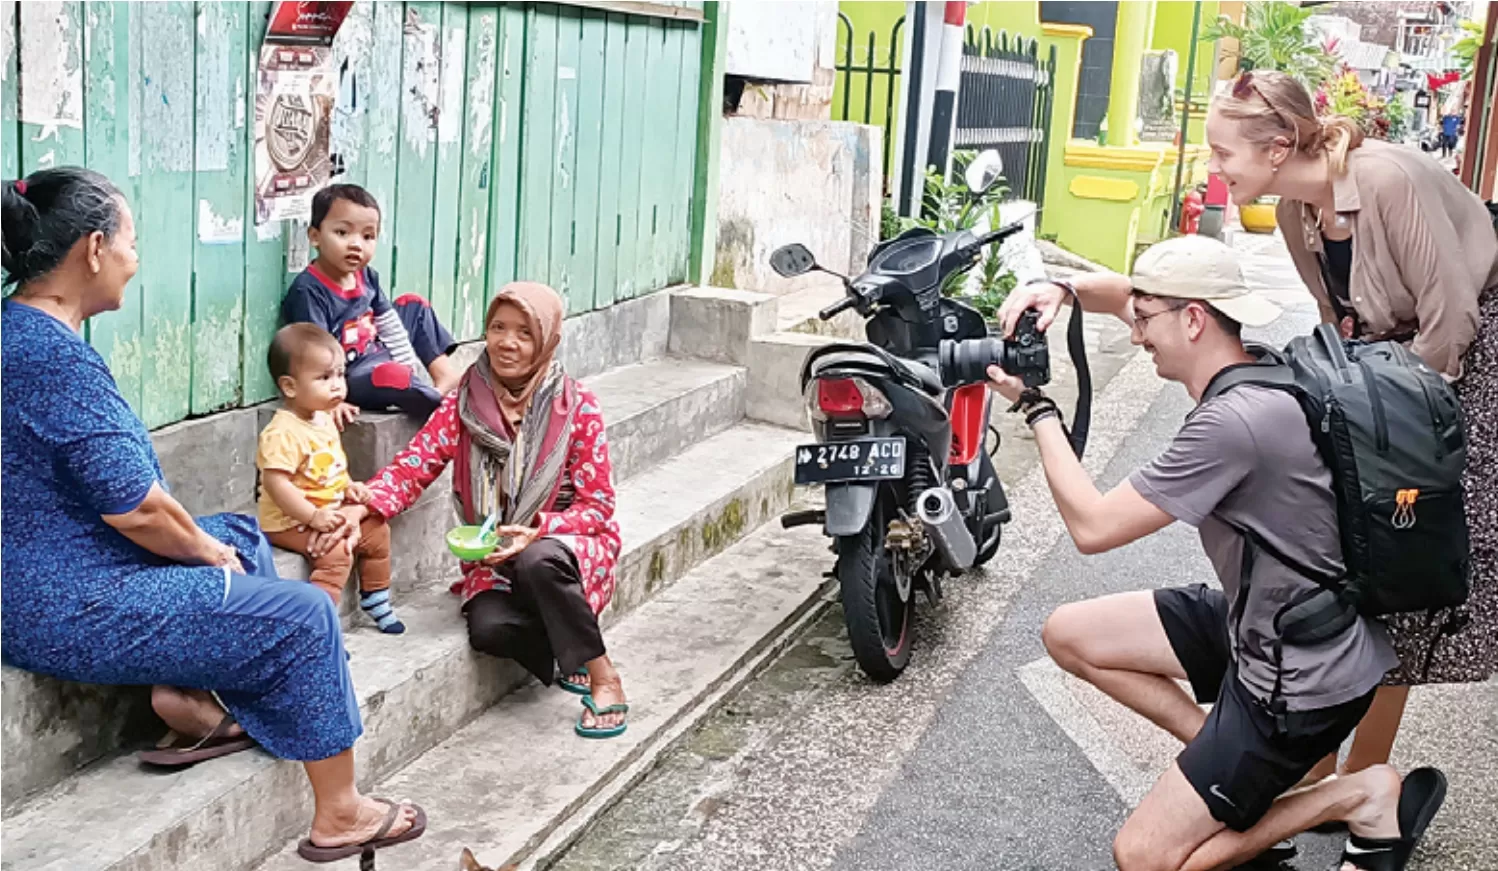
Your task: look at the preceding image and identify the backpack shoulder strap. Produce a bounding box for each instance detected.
[1200,356,1298,406]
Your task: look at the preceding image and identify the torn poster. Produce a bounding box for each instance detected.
[253,1,353,224]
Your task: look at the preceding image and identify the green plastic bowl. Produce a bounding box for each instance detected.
[446,525,500,561]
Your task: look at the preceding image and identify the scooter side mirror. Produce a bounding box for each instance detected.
[964,150,1004,195]
[770,243,819,278]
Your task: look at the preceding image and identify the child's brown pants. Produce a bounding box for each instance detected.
[266,516,391,604]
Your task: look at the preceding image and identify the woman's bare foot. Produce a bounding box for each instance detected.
[582,677,627,730]
[308,795,419,848]
[150,686,244,739]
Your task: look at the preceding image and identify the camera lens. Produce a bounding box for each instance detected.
[936,310,1051,388]
[938,337,1004,386]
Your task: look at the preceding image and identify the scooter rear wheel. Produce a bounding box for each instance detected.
[836,488,912,682]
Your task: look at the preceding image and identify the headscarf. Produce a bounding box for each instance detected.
[452,282,576,531]
[487,281,565,426]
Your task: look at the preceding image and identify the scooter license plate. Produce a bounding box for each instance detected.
[794,437,907,485]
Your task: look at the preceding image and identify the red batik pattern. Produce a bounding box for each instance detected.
[365,388,621,613]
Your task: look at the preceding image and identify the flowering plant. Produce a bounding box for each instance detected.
[1314,68,1396,140]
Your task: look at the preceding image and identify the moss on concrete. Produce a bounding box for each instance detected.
[700,499,747,552]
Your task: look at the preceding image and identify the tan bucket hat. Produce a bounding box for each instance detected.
[1130,235,1282,328]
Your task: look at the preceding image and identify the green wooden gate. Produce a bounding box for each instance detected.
[1,1,704,429]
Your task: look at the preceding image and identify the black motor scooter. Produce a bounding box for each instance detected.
[773,151,1090,681]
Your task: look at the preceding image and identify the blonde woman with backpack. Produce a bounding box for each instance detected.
[1206,69,1498,792]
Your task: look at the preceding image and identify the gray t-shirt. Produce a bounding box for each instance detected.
[1130,385,1398,710]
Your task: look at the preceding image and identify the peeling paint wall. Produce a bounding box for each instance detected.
[4,1,706,429]
[715,117,882,296]
[18,3,83,140]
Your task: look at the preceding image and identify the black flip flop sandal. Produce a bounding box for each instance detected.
[1338,767,1447,871]
[297,798,427,863]
[137,713,257,768]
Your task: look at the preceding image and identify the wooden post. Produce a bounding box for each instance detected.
[1459,1,1497,199]
[689,1,727,286]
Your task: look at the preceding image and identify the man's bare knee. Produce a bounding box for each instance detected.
[1113,828,1171,871]
[1042,602,1089,674]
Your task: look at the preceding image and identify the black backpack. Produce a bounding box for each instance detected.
[1203,324,1471,621]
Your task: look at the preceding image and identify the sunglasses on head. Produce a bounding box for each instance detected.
[1231,70,1298,145]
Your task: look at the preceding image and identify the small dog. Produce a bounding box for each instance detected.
[459,847,518,871]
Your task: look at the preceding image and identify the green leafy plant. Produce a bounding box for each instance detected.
[1381,94,1411,142]
[894,151,1016,300]
[880,201,903,241]
[968,265,1018,321]
[1201,1,1336,90]
[1452,19,1487,75]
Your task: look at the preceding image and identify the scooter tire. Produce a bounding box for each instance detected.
[836,491,912,682]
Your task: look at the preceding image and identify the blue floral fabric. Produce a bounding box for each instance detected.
[1,300,360,761]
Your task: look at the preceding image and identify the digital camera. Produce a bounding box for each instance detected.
[938,309,1051,388]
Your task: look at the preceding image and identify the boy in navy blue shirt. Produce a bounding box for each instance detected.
[281,184,458,422]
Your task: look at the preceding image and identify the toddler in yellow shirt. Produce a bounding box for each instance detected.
[257,323,403,633]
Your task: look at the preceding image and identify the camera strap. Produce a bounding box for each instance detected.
[1055,281,1092,459]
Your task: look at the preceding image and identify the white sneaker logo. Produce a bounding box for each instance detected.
[1209,784,1238,808]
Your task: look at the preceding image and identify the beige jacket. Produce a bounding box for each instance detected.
[1276,139,1498,378]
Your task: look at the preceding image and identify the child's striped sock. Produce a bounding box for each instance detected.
[360,589,406,634]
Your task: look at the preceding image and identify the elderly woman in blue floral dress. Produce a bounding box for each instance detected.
[0,168,423,864]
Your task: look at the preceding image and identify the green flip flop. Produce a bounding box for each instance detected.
[557,668,590,696]
[575,695,629,739]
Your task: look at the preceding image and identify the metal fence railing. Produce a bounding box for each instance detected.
[833,12,905,191]
[956,26,1057,208]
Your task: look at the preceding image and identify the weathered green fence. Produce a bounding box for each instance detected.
[1,1,703,429]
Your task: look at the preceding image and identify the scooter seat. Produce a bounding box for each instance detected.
[807,346,945,396]
[897,359,945,395]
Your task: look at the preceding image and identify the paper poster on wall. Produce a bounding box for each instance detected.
[253,1,353,225]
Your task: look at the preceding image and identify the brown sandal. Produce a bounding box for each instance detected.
[296,798,428,862]
[137,713,257,768]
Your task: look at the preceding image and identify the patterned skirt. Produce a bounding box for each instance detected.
[1383,288,1498,685]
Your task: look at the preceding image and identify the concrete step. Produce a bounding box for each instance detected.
[746,330,833,432]
[0,358,746,819]
[251,514,835,871]
[582,357,745,483]
[773,282,866,339]
[739,280,874,433]
[0,422,806,871]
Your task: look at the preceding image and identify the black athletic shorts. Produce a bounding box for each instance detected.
[1154,584,1376,832]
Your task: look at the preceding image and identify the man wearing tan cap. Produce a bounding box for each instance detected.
[987,236,1423,871]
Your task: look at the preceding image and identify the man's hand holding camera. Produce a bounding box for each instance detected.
[995,281,1071,338]
[985,367,1063,430]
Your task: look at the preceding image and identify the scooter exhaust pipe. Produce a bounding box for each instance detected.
[916,488,977,569]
